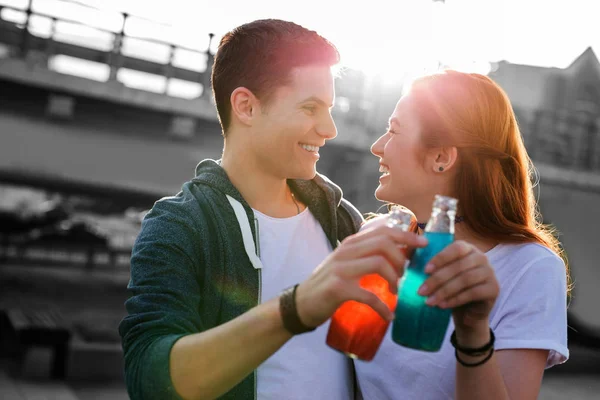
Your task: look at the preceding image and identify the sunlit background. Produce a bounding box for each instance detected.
[1,1,600,399]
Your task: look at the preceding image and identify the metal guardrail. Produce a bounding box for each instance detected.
[0,0,215,95]
[0,0,370,114]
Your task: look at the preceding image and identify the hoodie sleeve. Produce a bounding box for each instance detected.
[118,196,205,400]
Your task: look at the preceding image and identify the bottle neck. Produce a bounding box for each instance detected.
[424,208,456,234]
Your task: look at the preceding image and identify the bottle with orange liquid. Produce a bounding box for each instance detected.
[326,206,417,361]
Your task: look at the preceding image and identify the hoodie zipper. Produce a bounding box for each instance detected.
[254,216,261,400]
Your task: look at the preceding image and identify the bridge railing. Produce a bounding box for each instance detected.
[0,0,374,124]
[0,0,214,96]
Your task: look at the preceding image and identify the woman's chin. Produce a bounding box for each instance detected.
[374,185,391,202]
[375,186,407,206]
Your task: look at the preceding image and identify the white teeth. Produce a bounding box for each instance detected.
[379,165,389,174]
[301,144,319,152]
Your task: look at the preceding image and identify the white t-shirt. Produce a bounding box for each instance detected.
[355,218,570,400]
[254,208,354,400]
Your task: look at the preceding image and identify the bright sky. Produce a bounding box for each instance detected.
[88,0,600,72]
[1,0,599,83]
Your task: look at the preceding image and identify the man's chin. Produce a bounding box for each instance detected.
[290,166,317,181]
[297,173,317,181]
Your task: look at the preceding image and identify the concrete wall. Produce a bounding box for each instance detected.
[538,182,600,330]
[0,111,221,196]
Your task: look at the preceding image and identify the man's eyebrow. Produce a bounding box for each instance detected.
[299,96,334,108]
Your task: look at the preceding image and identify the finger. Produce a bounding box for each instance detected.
[348,286,395,321]
[337,236,407,273]
[425,266,489,306]
[436,282,498,309]
[424,240,474,274]
[419,251,483,296]
[345,225,428,249]
[336,256,399,293]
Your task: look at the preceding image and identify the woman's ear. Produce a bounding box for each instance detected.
[430,146,458,173]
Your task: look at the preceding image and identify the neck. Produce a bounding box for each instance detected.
[221,139,302,218]
[411,191,452,226]
[454,222,498,253]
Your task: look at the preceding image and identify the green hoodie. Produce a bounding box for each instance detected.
[119,159,364,399]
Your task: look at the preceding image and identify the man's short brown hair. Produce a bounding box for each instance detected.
[211,19,340,134]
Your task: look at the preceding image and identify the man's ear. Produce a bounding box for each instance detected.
[230,87,259,126]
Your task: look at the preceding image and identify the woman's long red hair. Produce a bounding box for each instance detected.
[408,70,570,293]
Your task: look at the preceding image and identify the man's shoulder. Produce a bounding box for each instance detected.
[338,198,364,227]
[146,181,221,226]
[311,171,364,235]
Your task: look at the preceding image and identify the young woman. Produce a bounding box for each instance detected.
[355,70,570,399]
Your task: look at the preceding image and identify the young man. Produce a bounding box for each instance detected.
[119,19,425,400]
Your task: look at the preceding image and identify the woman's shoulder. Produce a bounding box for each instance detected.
[490,241,566,278]
[493,241,561,261]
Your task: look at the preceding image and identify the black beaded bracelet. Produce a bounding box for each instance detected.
[279,284,316,335]
[450,328,495,356]
[455,348,495,368]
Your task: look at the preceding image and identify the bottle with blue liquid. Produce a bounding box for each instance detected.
[392,195,457,351]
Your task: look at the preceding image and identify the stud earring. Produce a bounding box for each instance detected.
[438,166,444,172]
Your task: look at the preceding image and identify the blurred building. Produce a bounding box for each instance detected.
[490,47,600,171]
